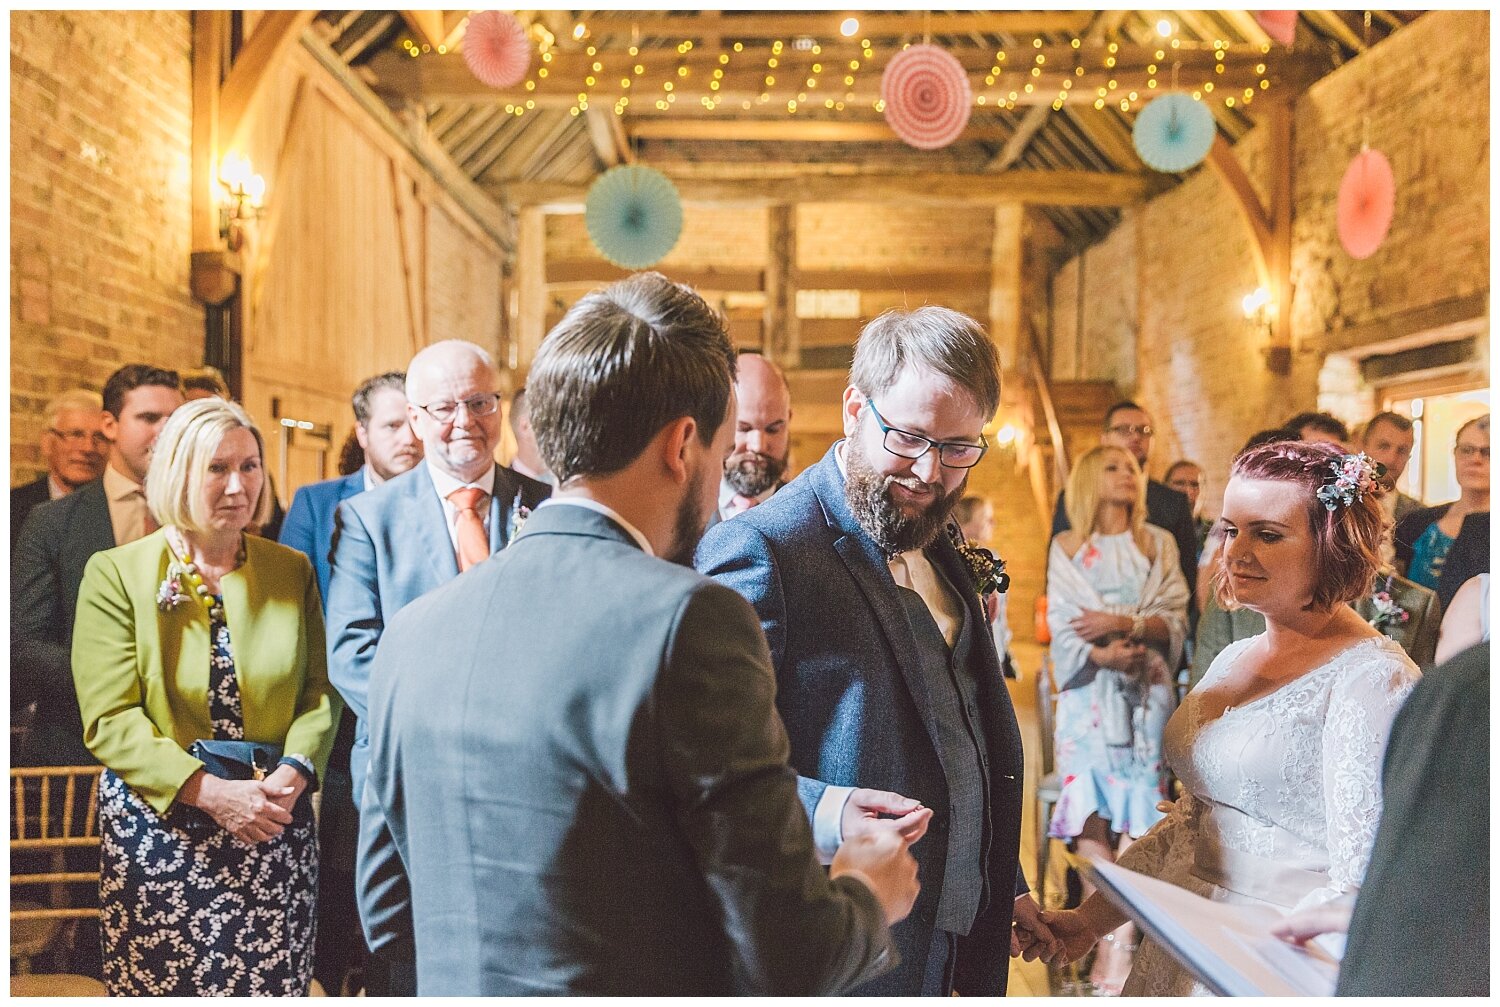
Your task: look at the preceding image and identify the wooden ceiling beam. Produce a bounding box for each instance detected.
[500,168,1167,210]
[578,11,1095,40]
[627,119,1013,143]
[399,11,446,49]
[219,10,317,149]
[1306,10,1369,53]
[584,106,634,166]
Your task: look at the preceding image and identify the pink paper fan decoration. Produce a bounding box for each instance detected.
[1337,148,1396,259]
[1254,11,1298,47]
[881,44,972,150]
[463,10,531,89]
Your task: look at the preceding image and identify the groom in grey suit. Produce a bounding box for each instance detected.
[357,273,924,995]
[326,340,549,994]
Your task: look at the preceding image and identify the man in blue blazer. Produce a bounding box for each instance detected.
[281,371,422,604]
[698,307,1059,995]
[326,340,548,996]
[279,369,420,996]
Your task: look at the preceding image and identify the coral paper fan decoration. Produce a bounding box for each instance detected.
[1132,94,1216,173]
[585,166,684,269]
[1337,148,1396,259]
[1253,11,1299,47]
[462,10,531,89]
[881,44,972,150]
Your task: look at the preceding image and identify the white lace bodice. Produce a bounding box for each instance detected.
[1117,633,1420,996]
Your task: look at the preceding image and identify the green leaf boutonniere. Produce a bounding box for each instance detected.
[946,523,1010,598]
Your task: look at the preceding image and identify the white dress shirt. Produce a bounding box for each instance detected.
[534,497,654,556]
[102,463,150,545]
[717,478,778,520]
[47,475,68,501]
[426,462,496,554]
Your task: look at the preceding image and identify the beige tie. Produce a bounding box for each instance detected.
[447,487,491,572]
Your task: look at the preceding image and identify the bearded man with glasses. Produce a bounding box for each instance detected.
[325,339,550,996]
[698,306,1061,996]
[1050,401,1200,606]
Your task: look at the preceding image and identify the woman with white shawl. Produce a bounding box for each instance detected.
[1045,445,1189,993]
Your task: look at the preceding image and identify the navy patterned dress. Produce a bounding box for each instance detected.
[98,598,318,995]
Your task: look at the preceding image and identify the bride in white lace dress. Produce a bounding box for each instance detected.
[1041,440,1421,996]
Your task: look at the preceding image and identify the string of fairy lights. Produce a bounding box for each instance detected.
[400,17,1276,121]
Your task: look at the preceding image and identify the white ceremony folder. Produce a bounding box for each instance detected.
[1086,857,1342,997]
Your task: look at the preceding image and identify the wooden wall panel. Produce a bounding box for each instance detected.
[234,44,506,496]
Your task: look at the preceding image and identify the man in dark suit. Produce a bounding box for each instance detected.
[326,340,549,995]
[279,369,420,997]
[10,388,107,545]
[357,272,920,995]
[698,306,1058,996]
[1050,401,1199,600]
[12,364,183,767]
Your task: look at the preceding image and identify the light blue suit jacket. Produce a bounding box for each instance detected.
[325,460,550,801]
[279,469,365,610]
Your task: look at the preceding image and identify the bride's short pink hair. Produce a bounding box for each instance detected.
[1213,439,1387,612]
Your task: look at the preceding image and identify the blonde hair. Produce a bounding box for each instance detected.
[145,398,272,533]
[1065,445,1148,551]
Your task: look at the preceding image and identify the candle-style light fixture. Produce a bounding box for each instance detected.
[218,153,265,251]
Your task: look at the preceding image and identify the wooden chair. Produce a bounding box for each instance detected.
[10,767,102,980]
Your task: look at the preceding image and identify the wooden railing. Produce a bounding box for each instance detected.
[1022,320,1068,531]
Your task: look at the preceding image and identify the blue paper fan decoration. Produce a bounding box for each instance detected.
[585,165,683,269]
[1132,94,1216,173]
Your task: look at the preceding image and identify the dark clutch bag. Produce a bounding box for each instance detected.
[190,739,283,781]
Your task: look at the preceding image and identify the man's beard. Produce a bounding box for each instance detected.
[723,448,788,497]
[844,439,964,556]
[664,464,714,567]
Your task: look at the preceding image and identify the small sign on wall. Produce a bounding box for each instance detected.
[797,289,861,319]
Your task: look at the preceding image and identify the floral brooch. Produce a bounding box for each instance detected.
[1368,576,1411,635]
[1316,452,1385,512]
[156,561,192,611]
[507,488,532,541]
[946,523,1010,598]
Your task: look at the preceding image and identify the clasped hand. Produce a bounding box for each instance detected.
[197,767,303,845]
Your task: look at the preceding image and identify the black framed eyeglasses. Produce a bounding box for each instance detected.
[416,392,501,424]
[866,400,988,469]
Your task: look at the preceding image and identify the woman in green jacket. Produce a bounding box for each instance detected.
[73,397,339,995]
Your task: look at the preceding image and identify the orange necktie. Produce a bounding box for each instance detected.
[447,487,491,572]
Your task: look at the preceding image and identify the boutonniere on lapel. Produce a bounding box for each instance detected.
[945,523,1010,598]
[156,559,193,612]
[1367,575,1410,635]
[507,487,532,543]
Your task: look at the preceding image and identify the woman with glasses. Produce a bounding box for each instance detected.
[1045,445,1189,995]
[1395,414,1489,609]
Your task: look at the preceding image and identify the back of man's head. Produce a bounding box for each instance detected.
[528,273,736,483]
[102,364,182,418]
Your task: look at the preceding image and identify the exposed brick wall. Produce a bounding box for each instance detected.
[10,11,203,483]
[1049,10,1489,514]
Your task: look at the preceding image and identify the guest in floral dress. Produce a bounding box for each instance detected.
[1045,445,1189,993]
[72,397,339,995]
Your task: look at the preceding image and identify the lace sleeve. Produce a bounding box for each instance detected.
[1293,651,1421,913]
[1116,790,1198,882]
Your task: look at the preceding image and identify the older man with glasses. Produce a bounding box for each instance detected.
[1050,401,1200,605]
[325,340,551,996]
[11,389,109,544]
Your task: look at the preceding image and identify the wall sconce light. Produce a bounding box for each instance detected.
[218,153,266,251]
[994,423,1019,446]
[1241,285,1275,339]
